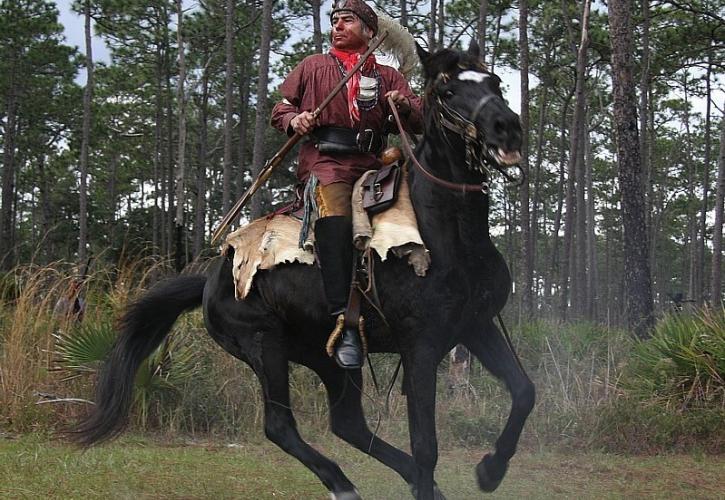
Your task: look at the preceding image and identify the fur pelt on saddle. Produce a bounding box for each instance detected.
[224,170,430,300]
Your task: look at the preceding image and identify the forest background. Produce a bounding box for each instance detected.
[0,0,724,454]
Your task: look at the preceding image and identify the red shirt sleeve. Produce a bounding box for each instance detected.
[271,60,307,136]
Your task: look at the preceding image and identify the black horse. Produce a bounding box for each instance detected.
[74,43,534,500]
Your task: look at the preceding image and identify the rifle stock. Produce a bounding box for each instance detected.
[210,31,389,245]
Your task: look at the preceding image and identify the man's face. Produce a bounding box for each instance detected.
[331,11,369,52]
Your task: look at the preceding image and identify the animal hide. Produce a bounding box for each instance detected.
[352,168,430,276]
[224,217,315,300]
[225,173,429,299]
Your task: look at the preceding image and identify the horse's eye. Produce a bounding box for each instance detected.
[444,90,454,99]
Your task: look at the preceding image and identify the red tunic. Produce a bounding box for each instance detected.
[270,53,423,186]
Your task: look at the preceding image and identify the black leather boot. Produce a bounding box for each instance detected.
[314,216,363,370]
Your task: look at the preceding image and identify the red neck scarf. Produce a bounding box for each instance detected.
[330,47,376,124]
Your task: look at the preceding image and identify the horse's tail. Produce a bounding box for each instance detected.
[71,275,207,446]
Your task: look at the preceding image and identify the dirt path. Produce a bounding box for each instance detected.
[1,435,723,499]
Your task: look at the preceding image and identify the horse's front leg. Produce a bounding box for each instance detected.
[402,347,443,500]
[462,319,535,493]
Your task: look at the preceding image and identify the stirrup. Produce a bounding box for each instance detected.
[326,313,367,358]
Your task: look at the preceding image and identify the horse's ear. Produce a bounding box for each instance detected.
[416,42,429,63]
[468,39,481,59]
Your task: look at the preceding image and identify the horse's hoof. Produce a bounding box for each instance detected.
[476,453,507,493]
[410,482,447,499]
[330,489,362,500]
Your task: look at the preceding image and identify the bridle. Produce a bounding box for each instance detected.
[388,97,489,194]
[431,72,523,186]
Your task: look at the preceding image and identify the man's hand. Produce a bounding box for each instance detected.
[290,111,318,135]
[385,90,411,116]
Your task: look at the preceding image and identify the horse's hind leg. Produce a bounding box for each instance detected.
[253,335,361,499]
[463,320,535,493]
[308,358,429,495]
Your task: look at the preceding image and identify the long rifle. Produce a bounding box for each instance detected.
[211,31,390,245]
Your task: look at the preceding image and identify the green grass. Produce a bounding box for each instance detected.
[1,434,723,499]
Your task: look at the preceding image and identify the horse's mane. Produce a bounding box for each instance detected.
[421,47,489,82]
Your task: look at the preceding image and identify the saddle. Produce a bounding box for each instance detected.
[223,166,429,301]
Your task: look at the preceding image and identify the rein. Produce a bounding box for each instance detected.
[387,96,489,194]
[433,86,523,186]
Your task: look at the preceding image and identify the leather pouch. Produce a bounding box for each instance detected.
[362,163,401,215]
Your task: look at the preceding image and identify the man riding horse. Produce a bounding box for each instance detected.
[73,11,533,497]
[271,0,423,369]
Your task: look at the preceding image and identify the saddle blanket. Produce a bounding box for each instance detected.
[224,169,430,300]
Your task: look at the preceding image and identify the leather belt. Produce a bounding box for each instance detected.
[311,126,384,154]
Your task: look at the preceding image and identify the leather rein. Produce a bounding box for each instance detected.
[387,71,524,193]
[387,95,490,194]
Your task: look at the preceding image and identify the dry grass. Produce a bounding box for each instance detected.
[1,261,722,456]
[0,259,174,432]
[0,264,71,430]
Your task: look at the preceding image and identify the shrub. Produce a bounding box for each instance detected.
[626,307,725,409]
[53,311,201,430]
[588,398,725,454]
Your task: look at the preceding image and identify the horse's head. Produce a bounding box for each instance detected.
[416,42,522,176]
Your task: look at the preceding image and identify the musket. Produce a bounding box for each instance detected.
[210,30,390,245]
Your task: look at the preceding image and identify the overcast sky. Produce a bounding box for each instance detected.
[54,0,527,113]
[56,0,111,73]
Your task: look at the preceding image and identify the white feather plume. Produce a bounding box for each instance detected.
[374,12,418,79]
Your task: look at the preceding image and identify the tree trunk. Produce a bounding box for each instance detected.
[711,107,725,306]
[489,11,502,71]
[78,0,93,266]
[164,14,175,258]
[477,0,488,54]
[548,91,573,311]
[153,50,163,253]
[609,0,654,338]
[193,64,211,258]
[683,76,698,302]
[519,0,532,318]
[0,81,18,270]
[639,0,651,255]
[108,154,119,248]
[574,110,588,317]
[235,59,251,200]
[560,0,591,319]
[437,0,444,47]
[38,155,52,261]
[699,49,712,302]
[250,0,274,219]
[400,0,408,27]
[585,115,598,319]
[311,0,323,53]
[574,0,592,319]
[530,88,548,305]
[174,0,187,271]
[428,0,437,51]
[223,0,235,214]
[530,44,552,309]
